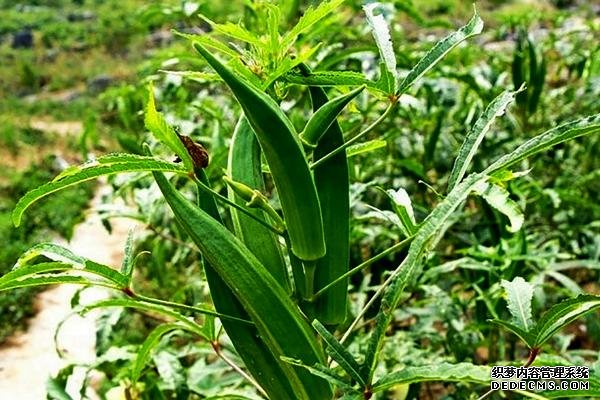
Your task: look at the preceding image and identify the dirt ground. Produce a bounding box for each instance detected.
[0,187,137,399]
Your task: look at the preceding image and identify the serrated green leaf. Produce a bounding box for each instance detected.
[0,262,122,292]
[397,8,483,94]
[474,181,524,232]
[199,14,262,46]
[533,294,600,347]
[264,45,321,88]
[489,319,536,348]
[364,3,397,92]
[283,70,373,87]
[281,357,355,391]
[422,258,490,282]
[0,262,70,285]
[132,323,187,383]
[312,320,365,386]
[501,277,535,331]
[346,139,387,158]
[540,368,600,398]
[0,275,105,291]
[355,95,596,389]
[174,30,239,58]
[161,70,221,83]
[84,260,129,287]
[14,242,85,268]
[12,155,186,227]
[382,187,417,237]
[265,3,280,55]
[145,84,194,171]
[8,242,128,287]
[372,362,490,392]
[120,229,135,280]
[448,89,521,191]
[80,298,209,340]
[281,0,345,52]
[485,114,600,175]
[375,62,397,93]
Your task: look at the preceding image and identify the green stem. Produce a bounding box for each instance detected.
[261,200,286,231]
[339,243,421,345]
[284,232,305,300]
[476,347,541,400]
[132,293,253,325]
[310,102,396,169]
[211,341,268,398]
[311,235,414,301]
[303,260,317,300]
[192,175,285,235]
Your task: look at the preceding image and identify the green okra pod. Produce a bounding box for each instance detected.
[227,116,289,290]
[193,168,296,399]
[300,85,365,147]
[154,171,332,399]
[193,42,326,262]
[301,65,351,325]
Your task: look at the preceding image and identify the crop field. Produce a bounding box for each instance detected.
[0,0,598,399]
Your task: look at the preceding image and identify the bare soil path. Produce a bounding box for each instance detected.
[0,186,137,399]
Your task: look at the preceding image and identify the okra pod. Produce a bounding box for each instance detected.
[193,43,326,261]
[154,171,332,399]
[300,85,364,147]
[227,116,289,290]
[302,66,351,325]
[195,168,298,399]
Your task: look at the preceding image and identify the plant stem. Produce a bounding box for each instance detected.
[476,347,541,400]
[284,232,305,299]
[132,293,253,325]
[312,235,414,301]
[523,347,540,367]
[303,260,317,300]
[310,102,396,169]
[339,262,401,344]
[193,175,285,235]
[211,341,268,398]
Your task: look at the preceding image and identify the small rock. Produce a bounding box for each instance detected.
[177,25,210,35]
[147,29,173,47]
[43,48,59,62]
[70,42,89,52]
[54,89,82,103]
[51,155,70,172]
[87,74,113,92]
[11,29,33,49]
[66,11,96,22]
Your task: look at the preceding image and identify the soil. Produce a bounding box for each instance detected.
[0,118,84,172]
[0,186,137,399]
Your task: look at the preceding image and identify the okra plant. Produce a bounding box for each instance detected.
[2,1,600,399]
